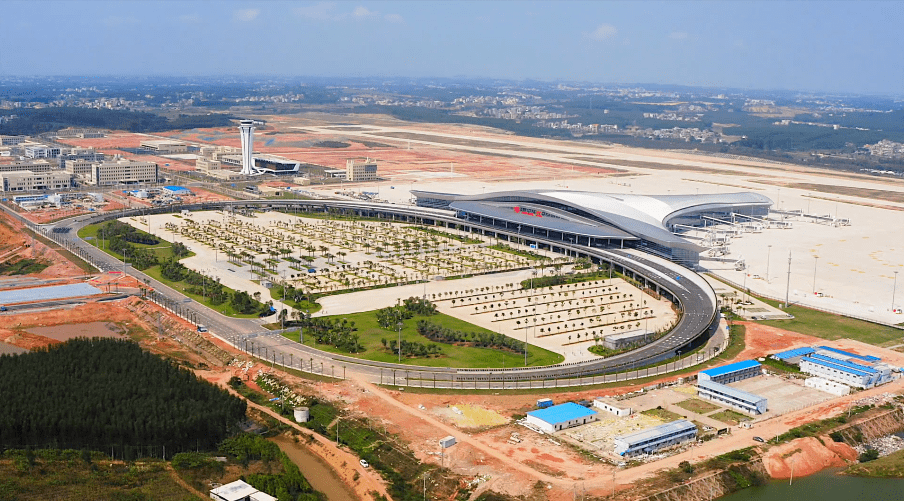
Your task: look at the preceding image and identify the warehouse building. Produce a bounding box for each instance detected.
[593,397,632,417]
[814,346,881,364]
[140,139,188,154]
[525,402,598,433]
[697,360,762,384]
[697,379,768,415]
[800,353,892,389]
[613,420,697,457]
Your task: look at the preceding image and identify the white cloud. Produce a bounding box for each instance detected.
[294,2,338,20]
[178,14,201,24]
[293,3,402,23]
[588,23,617,41]
[233,8,260,22]
[352,6,376,18]
[669,31,689,40]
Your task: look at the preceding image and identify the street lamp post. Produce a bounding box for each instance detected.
[397,321,403,363]
[766,245,772,283]
[812,256,818,294]
[893,271,899,311]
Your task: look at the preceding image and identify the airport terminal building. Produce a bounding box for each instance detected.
[412,190,772,264]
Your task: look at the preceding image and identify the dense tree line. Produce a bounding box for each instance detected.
[160,258,229,305]
[0,338,246,453]
[98,221,159,270]
[416,320,525,353]
[381,338,442,358]
[375,297,437,329]
[0,107,233,135]
[296,316,362,353]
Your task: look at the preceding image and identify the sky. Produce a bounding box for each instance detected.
[1,1,902,95]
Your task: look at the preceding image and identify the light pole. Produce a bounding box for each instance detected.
[785,251,792,308]
[397,321,403,363]
[812,256,818,294]
[893,271,899,311]
[766,245,772,283]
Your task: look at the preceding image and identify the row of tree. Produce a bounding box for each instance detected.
[415,320,525,353]
[300,317,363,353]
[380,338,443,358]
[0,338,247,452]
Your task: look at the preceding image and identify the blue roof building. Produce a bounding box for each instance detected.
[772,347,816,363]
[525,402,598,433]
[800,354,892,389]
[614,420,697,457]
[816,346,881,363]
[698,360,762,384]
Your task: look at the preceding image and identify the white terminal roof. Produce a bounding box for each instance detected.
[413,189,772,253]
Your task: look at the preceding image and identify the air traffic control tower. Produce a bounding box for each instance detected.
[238,120,256,175]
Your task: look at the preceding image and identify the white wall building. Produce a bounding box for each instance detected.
[525,403,598,434]
[90,158,158,186]
[800,354,892,389]
[805,377,851,396]
[614,420,697,457]
[0,170,73,191]
[592,398,632,417]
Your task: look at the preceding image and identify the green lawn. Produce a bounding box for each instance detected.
[79,222,266,318]
[676,398,721,415]
[845,446,904,478]
[756,298,904,346]
[710,409,750,425]
[282,310,564,368]
[642,407,686,421]
[78,222,194,262]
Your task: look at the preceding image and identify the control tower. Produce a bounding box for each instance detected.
[238,120,256,175]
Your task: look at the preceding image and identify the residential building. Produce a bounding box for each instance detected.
[697,379,767,415]
[525,402,598,433]
[614,420,697,457]
[90,158,158,186]
[0,170,73,191]
[346,157,378,181]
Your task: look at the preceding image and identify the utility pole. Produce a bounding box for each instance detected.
[766,244,772,283]
[893,271,899,311]
[812,256,818,294]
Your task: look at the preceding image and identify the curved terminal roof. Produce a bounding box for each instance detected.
[413,189,772,253]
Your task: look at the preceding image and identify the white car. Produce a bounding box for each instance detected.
[359,459,369,468]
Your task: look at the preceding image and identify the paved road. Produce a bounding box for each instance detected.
[19,199,718,385]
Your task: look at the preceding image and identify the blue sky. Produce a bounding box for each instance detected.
[1,1,901,95]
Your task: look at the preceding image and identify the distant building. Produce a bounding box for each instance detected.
[614,420,697,457]
[59,147,104,164]
[346,157,378,181]
[64,159,96,178]
[140,139,188,154]
[253,154,299,174]
[24,144,61,159]
[0,135,25,146]
[0,170,73,192]
[90,158,158,186]
[324,169,347,179]
[525,402,598,433]
[0,160,55,173]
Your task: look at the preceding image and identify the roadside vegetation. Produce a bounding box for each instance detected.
[0,257,49,275]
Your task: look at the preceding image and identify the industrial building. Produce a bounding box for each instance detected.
[90,157,158,186]
[140,139,188,154]
[412,189,772,264]
[592,397,632,416]
[697,360,762,384]
[613,420,697,457]
[346,157,379,181]
[697,379,768,415]
[209,479,276,501]
[814,346,881,363]
[525,402,598,433]
[800,353,892,389]
[805,377,851,396]
[0,170,73,191]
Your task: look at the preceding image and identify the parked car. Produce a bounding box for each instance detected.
[359,459,369,468]
[753,436,765,443]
